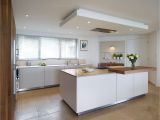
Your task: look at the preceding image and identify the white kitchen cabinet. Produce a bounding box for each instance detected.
[19,67,45,89]
[117,74,134,101]
[77,74,117,113]
[134,72,148,96]
[44,66,64,86]
[60,72,117,113]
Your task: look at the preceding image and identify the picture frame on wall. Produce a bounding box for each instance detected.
[80,40,88,51]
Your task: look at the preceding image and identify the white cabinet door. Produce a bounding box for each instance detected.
[117,74,134,102]
[77,74,117,113]
[19,67,45,89]
[134,72,148,96]
[44,66,64,86]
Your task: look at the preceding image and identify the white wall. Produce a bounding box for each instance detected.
[144,0,160,87]
[147,0,160,86]
[99,41,125,63]
[99,35,149,67]
[148,32,157,85]
[78,37,99,66]
[100,41,125,53]
[156,31,160,86]
[156,0,160,86]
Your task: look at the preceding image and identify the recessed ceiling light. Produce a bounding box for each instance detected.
[76,26,79,29]
[23,26,26,29]
[87,21,91,24]
[25,14,29,18]
[109,46,116,51]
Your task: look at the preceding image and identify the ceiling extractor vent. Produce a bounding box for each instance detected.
[91,28,117,33]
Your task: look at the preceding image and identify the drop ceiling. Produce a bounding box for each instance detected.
[13,0,159,37]
[60,8,149,35]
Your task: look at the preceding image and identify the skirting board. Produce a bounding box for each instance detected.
[17,84,60,92]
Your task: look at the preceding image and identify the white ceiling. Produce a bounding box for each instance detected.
[13,0,159,37]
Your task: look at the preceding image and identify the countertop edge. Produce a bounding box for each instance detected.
[108,66,156,74]
[61,66,156,77]
[16,64,92,69]
[61,69,115,77]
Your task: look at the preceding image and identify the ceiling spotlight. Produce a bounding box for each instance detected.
[76,26,79,29]
[87,21,91,24]
[23,26,26,29]
[109,46,116,51]
[25,14,29,17]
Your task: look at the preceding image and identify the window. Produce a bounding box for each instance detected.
[61,39,77,58]
[40,37,60,59]
[18,36,39,59]
[17,35,77,60]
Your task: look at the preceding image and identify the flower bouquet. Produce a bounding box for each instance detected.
[127,54,139,68]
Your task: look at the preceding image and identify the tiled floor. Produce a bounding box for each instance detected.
[15,84,160,120]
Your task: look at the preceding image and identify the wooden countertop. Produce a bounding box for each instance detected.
[62,69,114,77]
[108,66,156,74]
[61,66,156,77]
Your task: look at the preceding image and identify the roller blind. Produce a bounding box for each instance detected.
[40,37,60,59]
[60,39,77,58]
[17,35,77,59]
[18,36,39,59]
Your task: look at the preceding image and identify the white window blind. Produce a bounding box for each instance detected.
[17,35,77,60]
[18,36,39,59]
[60,39,77,58]
[40,37,60,59]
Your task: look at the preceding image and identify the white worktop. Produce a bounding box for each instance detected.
[16,64,91,69]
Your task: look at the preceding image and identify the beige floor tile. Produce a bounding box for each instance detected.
[15,84,160,120]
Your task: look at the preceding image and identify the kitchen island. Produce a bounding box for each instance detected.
[60,67,154,115]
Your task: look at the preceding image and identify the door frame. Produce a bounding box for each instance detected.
[0,0,16,120]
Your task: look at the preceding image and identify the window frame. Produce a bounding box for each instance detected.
[16,34,78,60]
